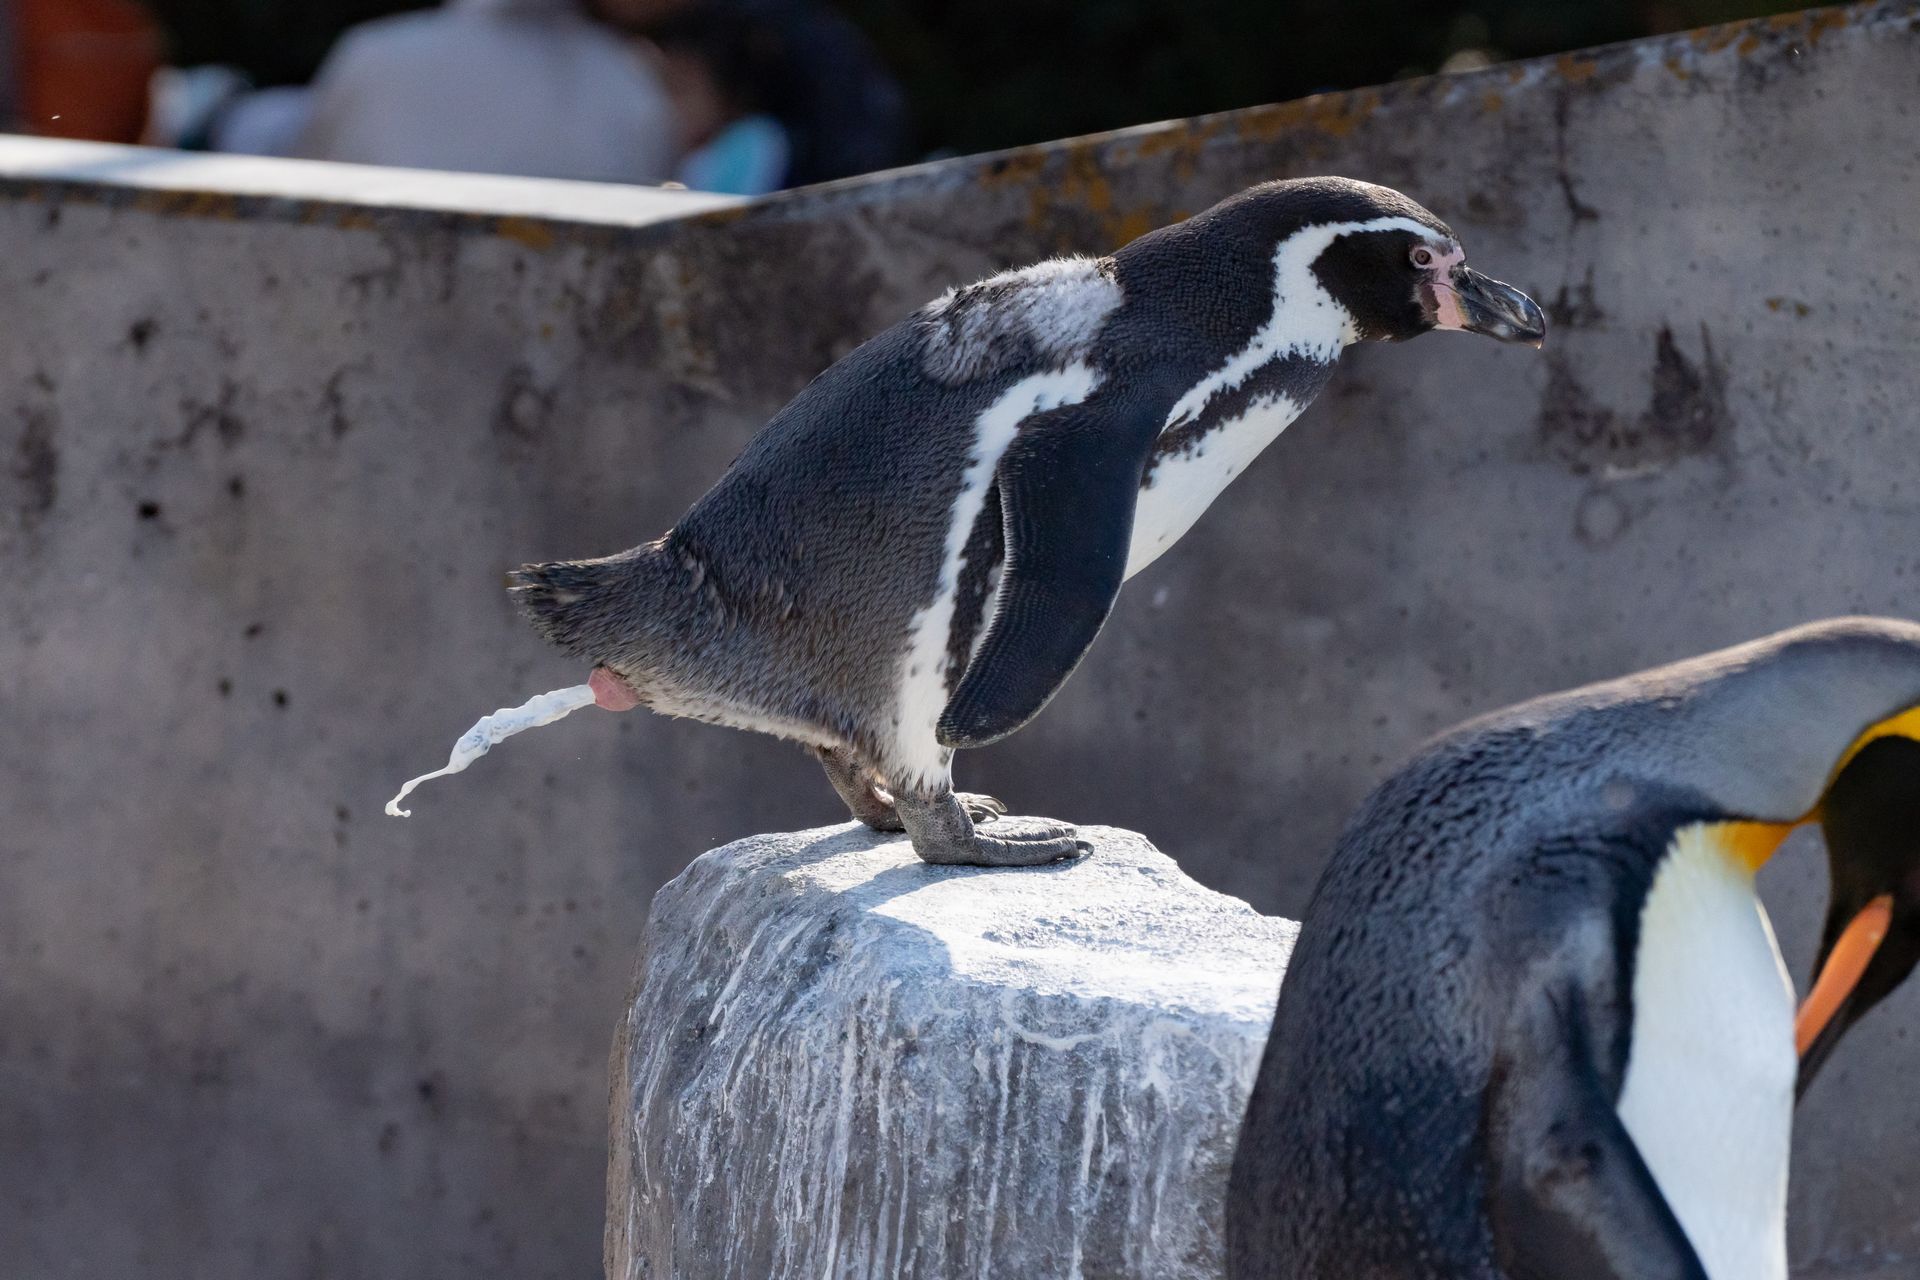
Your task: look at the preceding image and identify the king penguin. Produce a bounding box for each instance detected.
[513,176,1546,867]
[1227,616,1920,1280]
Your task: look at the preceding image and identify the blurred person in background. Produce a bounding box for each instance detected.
[145,61,311,154]
[288,0,678,183]
[134,0,913,195]
[646,7,791,195]
[289,0,913,192]
[592,0,910,189]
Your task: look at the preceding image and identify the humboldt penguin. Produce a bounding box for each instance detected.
[1227,616,1920,1280]
[514,177,1546,867]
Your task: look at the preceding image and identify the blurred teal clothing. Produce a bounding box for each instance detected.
[676,115,789,195]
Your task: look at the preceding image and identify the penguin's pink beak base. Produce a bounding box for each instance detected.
[590,665,642,712]
[1430,266,1547,348]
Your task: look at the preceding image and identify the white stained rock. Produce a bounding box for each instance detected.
[606,823,1297,1280]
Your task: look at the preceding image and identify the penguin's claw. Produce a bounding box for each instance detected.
[955,792,1009,822]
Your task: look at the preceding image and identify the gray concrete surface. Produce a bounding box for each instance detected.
[2,2,1917,1275]
[607,823,1293,1280]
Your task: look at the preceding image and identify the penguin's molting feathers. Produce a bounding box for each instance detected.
[918,256,1123,386]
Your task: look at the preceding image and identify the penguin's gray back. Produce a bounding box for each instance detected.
[621,256,1130,768]
[1231,709,1710,1277]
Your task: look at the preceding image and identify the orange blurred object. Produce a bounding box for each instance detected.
[14,0,163,141]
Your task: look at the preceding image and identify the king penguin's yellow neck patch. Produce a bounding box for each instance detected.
[1703,820,1798,876]
[1829,703,1920,783]
[1692,703,1920,868]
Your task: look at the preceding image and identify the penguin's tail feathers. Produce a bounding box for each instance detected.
[508,545,658,660]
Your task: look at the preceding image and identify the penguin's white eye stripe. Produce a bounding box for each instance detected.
[1161,215,1439,428]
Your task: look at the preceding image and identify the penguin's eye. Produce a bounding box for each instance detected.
[1410,246,1436,268]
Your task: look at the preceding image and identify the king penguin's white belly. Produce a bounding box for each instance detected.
[1615,825,1796,1280]
[1124,392,1303,580]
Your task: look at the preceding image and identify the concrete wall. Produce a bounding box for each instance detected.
[2,4,1916,1275]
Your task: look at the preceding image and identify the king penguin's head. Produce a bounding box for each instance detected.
[1199,176,1546,347]
[1487,617,1920,1094]
[1792,701,1920,1089]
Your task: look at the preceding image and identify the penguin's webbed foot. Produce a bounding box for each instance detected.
[896,790,1086,867]
[959,815,1087,867]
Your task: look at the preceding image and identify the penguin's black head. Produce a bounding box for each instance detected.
[1315,225,1542,348]
[1798,711,1920,1092]
[1209,177,1545,347]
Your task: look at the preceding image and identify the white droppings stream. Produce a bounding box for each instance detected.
[384,683,596,817]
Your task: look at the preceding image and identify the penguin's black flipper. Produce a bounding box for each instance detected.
[1487,983,1710,1280]
[936,398,1156,749]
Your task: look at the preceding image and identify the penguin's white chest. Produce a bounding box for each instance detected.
[1615,825,1796,1280]
[1125,392,1305,579]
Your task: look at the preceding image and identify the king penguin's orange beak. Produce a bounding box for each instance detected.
[1796,894,1895,1057]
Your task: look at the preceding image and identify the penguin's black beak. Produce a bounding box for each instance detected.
[1435,267,1546,348]
[1796,732,1920,1097]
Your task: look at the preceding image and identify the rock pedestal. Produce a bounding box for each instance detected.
[606,823,1296,1279]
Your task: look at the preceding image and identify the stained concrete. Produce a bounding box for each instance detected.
[2,3,1918,1276]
